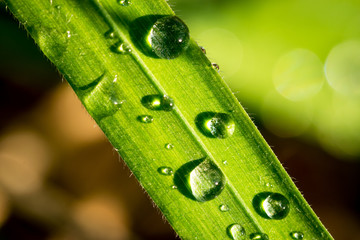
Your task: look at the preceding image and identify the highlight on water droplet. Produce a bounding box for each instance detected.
[148,16,190,59]
[212,63,220,71]
[227,224,246,240]
[105,30,116,39]
[141,94,174,111]
[250,232,269,240]
[252,192,290,220]
[165,143,174,150]
[219,204,230,212]
[157,167,173,176]
[137,115,154,123]
[173,158,226,202]
[195,112,235,139]
[171,185,178,189]
[118,0,131,6]
[290,231,304,240]
[111,42,132,54]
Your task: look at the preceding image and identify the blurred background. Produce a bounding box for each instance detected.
[1,0,360,239]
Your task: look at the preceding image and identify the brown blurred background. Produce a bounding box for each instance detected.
[1,0,360,239]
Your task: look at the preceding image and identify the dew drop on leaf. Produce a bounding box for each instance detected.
[111,42,132,54]
[137,115,153,123]
[105,30,116,39]
[219,204,230,212]
[290,231,304,240]
[174,159,225,202]
[165,143,174,150]
[227,224,246,239]
[118,0,131,6]
[195,112,235,139]
[148,16,190,59]
[250,232,269,240]
[252,192,290,220]
[141,94,174,111]
[157,167,173,176]
[212,63,220,71]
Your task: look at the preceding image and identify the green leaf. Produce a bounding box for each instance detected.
[4,0,333,239]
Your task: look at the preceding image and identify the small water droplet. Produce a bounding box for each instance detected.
[165,143,174,150]
[55,5,61,10]
[174,159,226,202]
[171,185,178,189]
[118,0,131,6]
[141,94,174,111]
[111,42,132,54]
[66,30,71,38]
[137,115,154,123]
[200,46,206,54]
[195,112,235,139]
[212,63,220,71]
[227,224,246,240]
[222,160,228,165]
[250,233,269,240]
[219,204,230,212]
[265,183,273,188]
[157,167,173,176]
[290,231,304,240]
[253,192,290,220]
[148,16,190,59]
[105,30,116,39]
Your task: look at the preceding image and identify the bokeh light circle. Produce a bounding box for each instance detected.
[325,40,360,96]
[273,49,324,101]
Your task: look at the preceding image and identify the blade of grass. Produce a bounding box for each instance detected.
[4,0,333,239]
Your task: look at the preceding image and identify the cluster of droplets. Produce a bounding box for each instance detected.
[96,9,299,239]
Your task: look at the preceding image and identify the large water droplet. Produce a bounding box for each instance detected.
[195,112,235,139]
[219,204,230,212]
[158,167,173,176]
[111,42,132,54]
[174,159,225,202]
[137,115,153,123]
[227,224,246,240]
[148,16,190,59]
[253,192,290,220]
[250,233,269,240]
[290,231,304,240]
[118,0,131,6]
[141,95,174,111]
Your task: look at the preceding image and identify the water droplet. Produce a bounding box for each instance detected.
[118,0,131,6]
[227,224,246,240]
[222,160,228,165]
[141,94,174,111]
[250,233,269,240]
[219,204,229,212]
[171,185,178,189]
[290,231,304,240]
[265,183,273,188]
[174,159,226,202]
[55,5,61,10]
[200,46,206,54]
[105,30,116,39]
[137,115,153,123]
[195,112,235,139]
[165,143,174,150]
[148,16,190,59]
[157,167,173,176]
[212,63,220,71]
[111,42,132,54]
[66,30,71,38]
[253,192,290,220]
